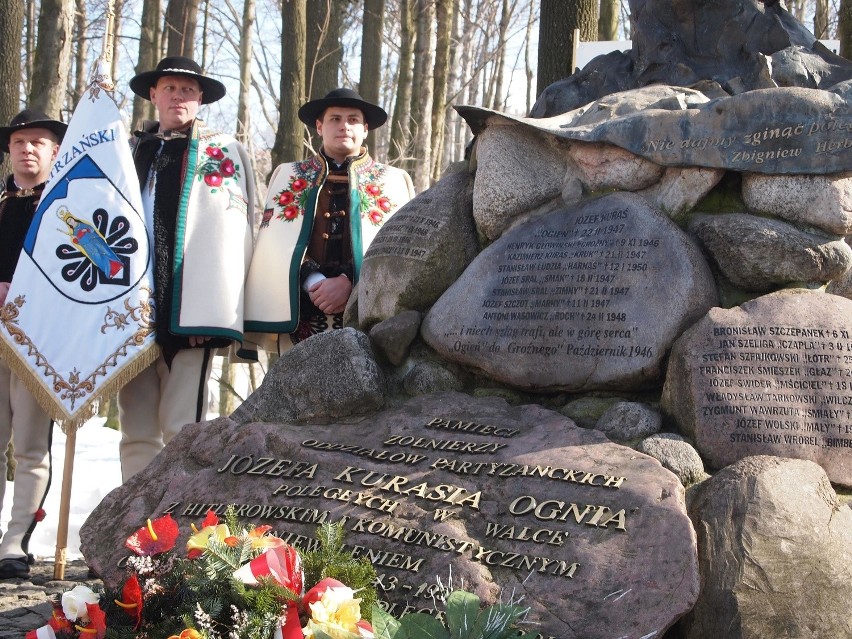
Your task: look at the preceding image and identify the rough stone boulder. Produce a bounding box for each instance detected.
[80,392,699,639]
[662,289,852,486]
[232,327,385,425]
[742,171,852,236]
[690,212,852,291]
[680,456,852,639]
[358,171,479,327]
[422,192,717,391]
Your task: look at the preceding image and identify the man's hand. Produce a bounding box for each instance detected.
[189,336,212,347]
[0,282,10,306]
[308,274,352,315]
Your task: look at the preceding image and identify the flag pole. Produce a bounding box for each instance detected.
[52,0,116,581]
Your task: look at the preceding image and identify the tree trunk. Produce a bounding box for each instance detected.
[453,0,473,162]
[200,0,210,70]
[430,0,453,179]
[132,0,161,130]
[0,0,22,176]
[841,0,852,60]
[598,0,619,40]
[491,0,511,110]
[305,0,343,153]
[29,0,74,117]
[389,0,414,165]
[814,0,829,40]
[441,0,462,169]
[410,0,435,190]
[524,0,535,113]
[306,0,342,98]
[25,0,35,100]
[73,0,88,104]
[360,0,385,155]
[110,0,124,85]
[218,358,235,416]
[105,394,120,429]
[272,0,307,168]
[0,0,23,129]
[237,0,256,145]
[165,0,200,58]
[537,0,597,97]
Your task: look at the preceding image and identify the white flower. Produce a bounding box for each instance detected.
[61,584,99,622]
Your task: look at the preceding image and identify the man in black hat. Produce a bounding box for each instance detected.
[0,108,66,578]
[244,88,414,349]
[118,56,255,481]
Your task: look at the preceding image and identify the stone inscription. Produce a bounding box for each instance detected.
[698,325,852,450]
[421,192,718,390]
[442,206,655,361]
[365,211,446,262]
[82,393,700,638]
[160,415,633,626]
[457,88,852,174]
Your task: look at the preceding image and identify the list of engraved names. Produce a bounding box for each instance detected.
[699,324,852,449]
[446,206,656,362]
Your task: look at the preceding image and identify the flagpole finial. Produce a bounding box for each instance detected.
[90,0,116,92]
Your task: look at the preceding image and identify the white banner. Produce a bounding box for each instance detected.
[0,83,157,428]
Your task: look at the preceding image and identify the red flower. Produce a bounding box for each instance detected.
[205,172,223,187]
[84,602,107,639]
[377,196,391,212]
[220,158,236,177]
[291,178,308,192]
[206,146,225,160]
[34,508,46,522]
[125,514,179,556]
[368,208,384,224]
[277,191,295,206]
[365,184,381,196]
[283,205,299,220]
[115,574,143,628]
[199,510,219,528]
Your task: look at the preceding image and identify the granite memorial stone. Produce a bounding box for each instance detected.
[81,392,699,639]
[421,192,718,391]
[662,290,852,487]
[358,171,479,328]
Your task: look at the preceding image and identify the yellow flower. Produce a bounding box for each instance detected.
[303,585,365,639]
[186,523,231,555]
[167,629,202,639]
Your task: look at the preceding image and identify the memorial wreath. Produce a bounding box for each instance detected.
[27,510,536,639]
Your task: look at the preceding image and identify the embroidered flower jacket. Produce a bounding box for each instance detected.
[132,121,255,344]
[244,150,414,334]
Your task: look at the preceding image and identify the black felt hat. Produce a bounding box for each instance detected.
[129,56,226,104]
[0,109,67,153]
[298,88,388,129]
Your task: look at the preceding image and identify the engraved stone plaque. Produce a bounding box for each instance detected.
[662,290,852,487]
[421,192,717,391]
[359,171,479,328]
[80,393,699,639]
[458,86,852,175]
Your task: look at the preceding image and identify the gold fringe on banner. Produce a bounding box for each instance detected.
[0,293,159,434]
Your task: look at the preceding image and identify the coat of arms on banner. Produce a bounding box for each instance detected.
[0,83,157,428]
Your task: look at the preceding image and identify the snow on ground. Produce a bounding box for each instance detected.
[0,358,256,560]
[0,417,122,560]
